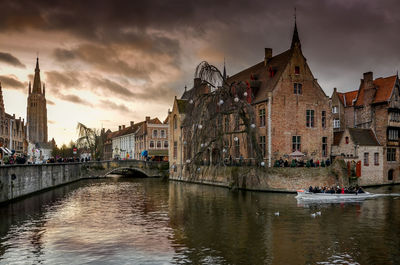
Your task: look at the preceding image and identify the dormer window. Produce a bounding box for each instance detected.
[295,66,300,75]
[269,67,277,77]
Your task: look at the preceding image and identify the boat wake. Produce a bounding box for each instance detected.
[295,190,400,204]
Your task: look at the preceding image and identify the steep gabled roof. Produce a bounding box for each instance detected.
[337,90,358,107]
[372,75,397,104]
[228,49,293,104]
[348,128,380,146]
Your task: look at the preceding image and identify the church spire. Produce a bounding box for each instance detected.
[32,57,42,94]
[290,8,301,49]
[223,58,227,81]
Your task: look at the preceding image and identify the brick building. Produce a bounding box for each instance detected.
[331,88,357,131]
[168,21,332,177]
[226,21,332,165]
[333,72,400,183]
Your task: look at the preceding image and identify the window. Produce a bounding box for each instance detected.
[259,136,266,157]
[306,110,315,128]
[322,111,326,128]
[173,115,177,130]
[150,141,155,148]
[259,108,266,127]
[390,112,400,122]
[153,130,158,138]
[333,119,340,129]
[292,136,301,151]
[322,137,327,157]
[387,148,396,162]
[164,141,168,148]
[235,115,240,130]
[364,152,369,166]
[332,106,338,114]
[295,66,300,75]
[235,138,240,158]
[345,136,349,144]
[157,141,161,148]
[388,129,399,140]
[294,83,302,94]
[224,116,230,132]
[374,152,379,166]
[173,141,177,159]
[161,130,165,138]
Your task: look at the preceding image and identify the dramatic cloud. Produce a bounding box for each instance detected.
[56,94,93,106]
[0,75,26,90]
[1,0,400,144]
[45,71,80,89]
[47,99,55,105]
[0,52,25,68]
[98,100,133,114]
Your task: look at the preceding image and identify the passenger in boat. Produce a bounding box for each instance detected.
[308,186,314,192]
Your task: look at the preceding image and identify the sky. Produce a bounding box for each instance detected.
[0,0,399,145]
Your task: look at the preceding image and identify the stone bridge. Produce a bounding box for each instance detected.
[0,160,169,204]
[84,160,169,178]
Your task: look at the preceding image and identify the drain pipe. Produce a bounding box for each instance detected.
[268,92,272,167]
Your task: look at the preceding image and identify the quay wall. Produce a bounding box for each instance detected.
[170,159,400,191]
[169,160,357,192]
[0,160,169,204]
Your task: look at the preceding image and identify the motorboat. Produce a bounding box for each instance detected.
[295,189,375,201]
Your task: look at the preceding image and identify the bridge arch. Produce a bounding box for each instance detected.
[104,167,149,178]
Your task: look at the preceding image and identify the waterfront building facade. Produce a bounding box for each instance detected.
[0,82,27,157]
[134,117,169,161]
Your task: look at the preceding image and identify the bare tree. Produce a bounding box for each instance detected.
[76,122,104,160]
[183,61,263,177]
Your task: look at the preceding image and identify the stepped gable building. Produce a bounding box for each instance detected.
[226,21,332,164]
[27,58,48,144]
[0,82,27,156]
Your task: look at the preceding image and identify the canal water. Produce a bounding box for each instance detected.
[0,178,399,265]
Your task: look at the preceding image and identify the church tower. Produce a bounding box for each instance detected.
[27,57,48,143]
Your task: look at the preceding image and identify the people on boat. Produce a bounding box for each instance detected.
[308,185,365,194]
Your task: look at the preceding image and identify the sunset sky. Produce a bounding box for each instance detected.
[0,0,399,145]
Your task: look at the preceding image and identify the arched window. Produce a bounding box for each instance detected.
[173,115,177,130]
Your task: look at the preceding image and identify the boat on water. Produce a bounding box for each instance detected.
[295,189,375,201]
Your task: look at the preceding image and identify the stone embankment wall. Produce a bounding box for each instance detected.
[170,160,349,192]
[0,161,169,204]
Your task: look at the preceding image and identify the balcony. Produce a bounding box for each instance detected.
[387,140,399,147]
[388,120,400,127]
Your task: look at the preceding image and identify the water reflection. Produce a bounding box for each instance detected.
[0,179,399,264]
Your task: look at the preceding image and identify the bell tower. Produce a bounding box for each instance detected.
[27,57,48,143]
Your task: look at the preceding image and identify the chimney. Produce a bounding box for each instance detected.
[118,125,122,131]
[122,125,126,129]
[130,121,134,127]
[333,87,337,93]
[194,78,202,87]
[264,48,272,66]
[363,72,373,83]
[146,116,150,122]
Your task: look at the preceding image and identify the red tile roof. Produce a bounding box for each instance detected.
[338,90,358,107]
[372,75,397,104]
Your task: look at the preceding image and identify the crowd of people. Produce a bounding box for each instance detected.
[274,158,331,168]
[308,185,365,194]
[1,154,27,165]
